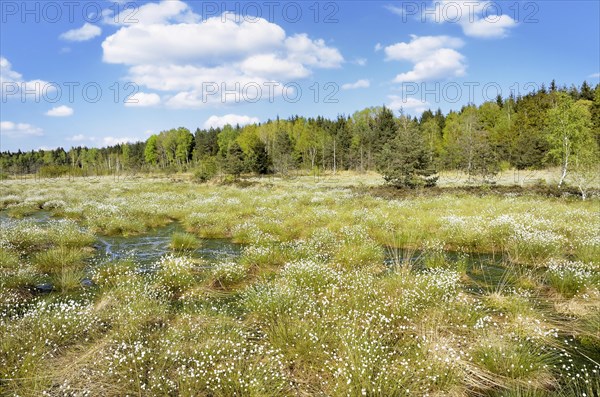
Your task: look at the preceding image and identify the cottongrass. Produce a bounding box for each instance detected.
[210,261,248,288]
[0,177,598,396]
[546,259,598,298]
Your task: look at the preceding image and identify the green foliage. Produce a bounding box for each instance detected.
[217,125,240,156]
[144,135,159,165]
[223,142,246,177]
[1,81,599,194]
[38,164,70,178]
[272,129,295,174]
[193,158,218,183]
[377,114,438,188]
[247,140,272,175]
[546,92,593,187]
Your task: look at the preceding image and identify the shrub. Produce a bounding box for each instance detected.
[193,159,217,183]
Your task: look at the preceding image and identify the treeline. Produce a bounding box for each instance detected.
[1,81,599,188]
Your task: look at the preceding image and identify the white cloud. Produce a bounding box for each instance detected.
[353,58,367,66]
[67,135,141,146]
[104,0,198,26]
[101,2,343,108]
[103,136,137,146]
[46,105,74,117]
[124,92,161,107]
[408,1,517,39]
[0,57,53,99]
[384,5,406,17]
[393,48,466,83]
[203,114,260,129]
[0,121,43,137]
[284,34,343,68]
[103,13,286,65]
[375,43,383,52]
[385,35,464,62]
[388,96,430,114]
[342,79,370,90]
[385,35,467,83]
[60,23,102,42]
[589,72,600,79]
[240,54,310,80]
[0,57,21,82]
[461,14,517,38]
[68,134,91,142]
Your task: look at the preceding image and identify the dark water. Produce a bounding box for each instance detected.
[0,210,243,266]
[0,210,53,223]
[92,222,242,266]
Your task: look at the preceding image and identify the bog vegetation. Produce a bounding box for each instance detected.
[0,80,599,396]
[0,175,598,396]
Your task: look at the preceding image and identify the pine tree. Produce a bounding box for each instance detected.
[376,115,437,188]
[224,142,246,178]
[248,140,272,175]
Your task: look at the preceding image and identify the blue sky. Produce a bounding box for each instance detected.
[1,0,598,152]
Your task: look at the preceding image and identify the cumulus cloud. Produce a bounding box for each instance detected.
[387,96,430,115]
[67,135,140,146]
[203,114,260,129]
[104,0,198,26]
[384,5,409,17]
[46,105,74,117]
[385,35,463,62]
[103,14,286,65]
[240,54,310,80]
[60,23,102,42]
[460,14,517,38]
[341,79,370,90]
[101,1,343,108]
[284,34,344,68]
[68,134,92,142]
[385,35,467,83]
[444,0,517,38]
[0,57,53,99]
[0,121,43,137]
[392,1,517,39]
[103,136,137,146]
[0,57,21,82]
[124,92,161,107]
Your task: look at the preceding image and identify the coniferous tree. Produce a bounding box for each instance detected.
[377,114,437,188]
[248,140,272,175]
[224,142,246,178]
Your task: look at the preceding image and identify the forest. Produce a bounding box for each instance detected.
[2,81,599,189]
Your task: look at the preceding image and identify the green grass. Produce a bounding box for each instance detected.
[32,246,89,273]
[170,231,201,251]
[0,247,20,269]
[0,176,598,396]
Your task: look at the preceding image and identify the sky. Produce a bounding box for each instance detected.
[1,0,599,152]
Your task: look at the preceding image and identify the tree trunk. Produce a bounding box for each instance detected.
[333,138,337,175]
[558,136,569,188]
